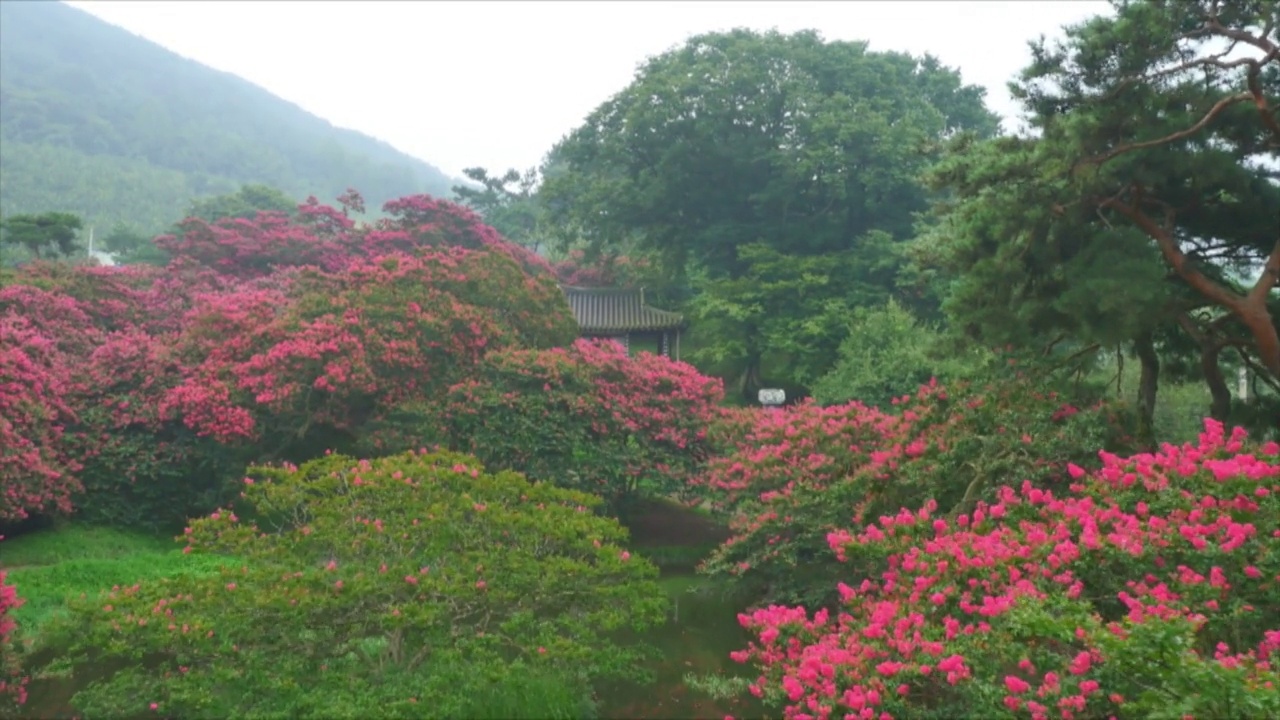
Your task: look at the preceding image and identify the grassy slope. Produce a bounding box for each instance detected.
[1,525,226,636]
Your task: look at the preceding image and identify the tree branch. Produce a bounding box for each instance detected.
[1082,92,1253,169]
[1247,239,1280,306]
[1102,189,1247,315]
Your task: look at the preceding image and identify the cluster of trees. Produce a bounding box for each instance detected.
[0,1,457,237]
[447,1,1277,438]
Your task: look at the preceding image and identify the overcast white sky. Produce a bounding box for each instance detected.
[66,0,1113,180]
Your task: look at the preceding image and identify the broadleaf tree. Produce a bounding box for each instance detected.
[541,28,1000,398]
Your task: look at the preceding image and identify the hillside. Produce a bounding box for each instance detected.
[0,1,458,235]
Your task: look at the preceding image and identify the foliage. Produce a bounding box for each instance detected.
[730,419,1280,720]
[694,354,1137,606]
[916,0,1280,426]
[184,184,298,225]
[0,211,83,262]
[811,298,981,408]
[365,339,726,509]
[451,167,554,253]
[686,239,901,395]
[99,222,169,266]
[543,28,1001,392]
[551,249,657,289]
[0,2,457,237]
[34,451,669,719]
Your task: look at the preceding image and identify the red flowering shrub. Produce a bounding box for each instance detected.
[33,451,667,718]
[0,545,28,710]
[167,250,576,461]
[368,339,725,508]
[377,194,554,276]
[0,314,81,523]
[0,264,251,530]
[1,191,578,529]
[156,211,349,279]
[696,371,1135,606]
[730,420,1280,719]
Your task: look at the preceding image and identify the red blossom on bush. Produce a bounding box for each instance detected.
[731,419,1280,719]
[380,338,726,506]
[695,374,1133,606]
[0,314,82,522]
[1,190,577,527]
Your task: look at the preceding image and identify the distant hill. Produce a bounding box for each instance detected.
[0,1,458,235]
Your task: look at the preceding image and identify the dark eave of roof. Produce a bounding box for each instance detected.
[561,285,685,333]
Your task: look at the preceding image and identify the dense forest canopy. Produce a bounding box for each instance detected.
[0,1,459,236]
[539,28,1001,395]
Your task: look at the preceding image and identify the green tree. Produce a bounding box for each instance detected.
[916,0,1280,429]
[686,239,900,395]
[183,183,297,224]
[541,29,1000,395]
[0,211,82,260]
[96,221,169,265]
[811,298,979,408]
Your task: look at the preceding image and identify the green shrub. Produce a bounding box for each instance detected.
[32,451,669,719]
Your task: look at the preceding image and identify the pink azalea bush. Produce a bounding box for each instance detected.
[0,190,578,530]
[366,338,726,508]
[695,366,1135,606]
[33,451,668,718]
[0,312,81,523]
[729,419,1280,719]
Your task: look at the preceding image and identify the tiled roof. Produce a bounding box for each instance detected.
[562,286,685,333]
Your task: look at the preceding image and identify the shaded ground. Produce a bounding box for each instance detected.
[619,497,732,549]
[597,498,766,720]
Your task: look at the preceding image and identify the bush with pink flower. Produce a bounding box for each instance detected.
[365,338,727,509]
[0,191,578,531]
[695,361,1137,606]
[728,419,1280,719]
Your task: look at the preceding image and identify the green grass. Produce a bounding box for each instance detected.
[1,524,229,635]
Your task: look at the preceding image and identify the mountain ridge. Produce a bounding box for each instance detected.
[0,0,461,234]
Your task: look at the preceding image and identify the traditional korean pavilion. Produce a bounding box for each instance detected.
[561,286,686,360]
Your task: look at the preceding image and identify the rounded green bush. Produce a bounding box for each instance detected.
[34,450,669,719]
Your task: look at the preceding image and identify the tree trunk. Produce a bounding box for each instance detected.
[739,355,763,403]
[1134,332,1160,441]
[1201,343,1232,421]
[1175,312,1234,422]
[1106,196,1280,379]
